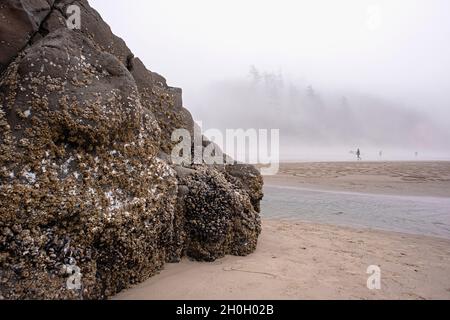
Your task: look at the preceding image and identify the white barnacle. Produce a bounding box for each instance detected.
[23,171,36,184]
[61,156,74,175]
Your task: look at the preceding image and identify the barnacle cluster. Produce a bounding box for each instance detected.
[0,0,262,299]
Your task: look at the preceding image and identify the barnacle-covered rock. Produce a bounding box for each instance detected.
[0,0,263,300]
[0,27,178,299]
[179,165,261,261]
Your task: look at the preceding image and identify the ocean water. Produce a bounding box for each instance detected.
[262,185,450,239]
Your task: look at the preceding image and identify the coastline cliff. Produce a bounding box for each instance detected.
[0,0,263,299]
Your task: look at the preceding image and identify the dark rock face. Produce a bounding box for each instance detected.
[0,0,54,72]
[0,0,263,299]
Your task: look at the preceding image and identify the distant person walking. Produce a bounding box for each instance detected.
[356,148,361,161]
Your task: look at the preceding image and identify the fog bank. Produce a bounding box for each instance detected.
[90,0,450,160]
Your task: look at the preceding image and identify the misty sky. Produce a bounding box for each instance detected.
[89,0,450,159]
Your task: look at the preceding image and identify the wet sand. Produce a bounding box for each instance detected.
[262,185,450,238]
[265,161,450,197]
[115,161,450,300]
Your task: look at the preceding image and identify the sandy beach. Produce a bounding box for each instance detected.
[265,161,450,197]
[115,220,450,300]
[3,0,450,302]
[115,162,450,300]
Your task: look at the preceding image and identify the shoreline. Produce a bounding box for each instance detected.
[275,160,450,164]
[115,161,450,300]
[264,183,450,201]
[264,161,450,198]
[114,219,450,300]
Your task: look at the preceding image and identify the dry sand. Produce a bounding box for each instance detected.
[114,161,450,300]
[114,220,450,300]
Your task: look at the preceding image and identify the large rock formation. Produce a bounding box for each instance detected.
[0,0,263,299]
